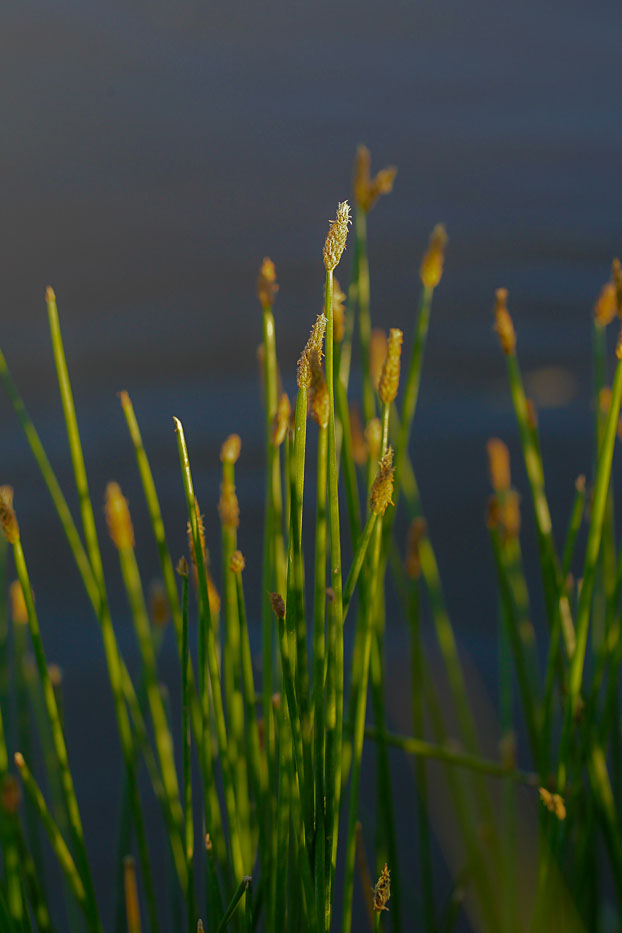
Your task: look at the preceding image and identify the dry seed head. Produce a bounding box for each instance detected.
[370,328,388,390]
[105,482,135,551]
[405,517,427,580]
[269,592,286,621]
[0,486,19,544]
[220,433,241,464]
[370,447,395,516]
[298,314,327,389]
[486,438,511,492]
[372,863,391,913]
[378,328,403,405]
[176,556,189,578]
[9,580,28,625]
[365,418,382,463]
[218,479,240,529]
[353,145,397,213]
[349,404,367,465]
[323,201,351,271]
[230,549,245,574]
[149,580,170,629]
[594,281,617,327]
[309,350,329,428]
[0,774,21,816]
[257,257,279,309]
[271,393,291,446]
[331,277,346,342]
[420,224,448,289]
[493,288,516,355]
[539,787,566,821]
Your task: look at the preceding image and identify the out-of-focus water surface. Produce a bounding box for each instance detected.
[1,0,621,927]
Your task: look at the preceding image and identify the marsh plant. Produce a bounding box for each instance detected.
[0,147,621,931]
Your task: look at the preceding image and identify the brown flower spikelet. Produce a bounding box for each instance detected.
[323,201,351,271]
[230,550,245,574]
[353,145,397,213]
[369,328,388,390]
[613,258,622,317]
[378,328,403,405]
[149,580,170,629]
[257,257,278,309]
[487,438,511,492]
[297,314,327,389]
[332,277,347,342]
[218,478,240,529]
[0,486,19,544]
[493,288,516,355]
[271,393,291,446]
[420,224,448,289]
[539,787,566,821]
[372,863,391,912]
[594,281,617,327]
[309,350,329,429]
[370,447,395,516]
[105,482,135,550]
[220,434,241,464]
[270,592,285,621]
[9,580,28,625]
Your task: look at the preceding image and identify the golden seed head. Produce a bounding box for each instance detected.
[257,257,279,309]
[613,258,622,317]
[149,580,170,629]
[297,314,327,389]
[420,224,448,289]
[378,328,403,405]
[331,277,346,342]
[271,393,291,446]
[9,580,28,625]
[220,433,241,464]
[0,774,21,816]
[370,328,388,390]
[218,478,240,530]
[594,280,617,327]
[48,663,63,688]
[353,145,397,213]
[486,438,511,492]
[539,787,566,821]
[405,517,427,580]
[176,556,189,578]
[323,201,351,271]
[370,447,395,516]
[105,482,135,551]
[230,549,245,574]
[309,351,329,429]
[365,418,382,463]
[486,491,521,541]
[349,404,367,465]
[372,863,391,913]
[269,592,286,621]
[0,486,19,544]
[493,288,516,355]
[205,833,212,851]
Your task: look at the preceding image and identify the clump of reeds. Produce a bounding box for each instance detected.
[0,148,620,933]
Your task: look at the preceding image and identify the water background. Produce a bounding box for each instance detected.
[2,1,622,928]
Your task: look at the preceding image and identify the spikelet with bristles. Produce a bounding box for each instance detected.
[487,438,511,492]
[594,281,617,327]
[230,550,245,574]
[493,288,516,355]
[297,314,327,389]
[257,257,278,309]
[539,787,566,821]
[309,350,329,428]
[372,863,391,912]
[218,478,240,529]
[420,224,448,289]
[370,447,395,516]
[271,393,291,446]
[9,580,28,625]
[0,486,19,544]
[105,482,135,550]
[220,433,241,464]
[331,277,347,342]
[365,418,382,463]
[370,328,388,390]
[323,201,351,271]
[405,518,427,580]
[378,329,403,405]
[176,556,189,578]
[353,145,398,213]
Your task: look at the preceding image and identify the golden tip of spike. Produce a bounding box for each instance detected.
[45,286,56,303]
